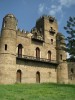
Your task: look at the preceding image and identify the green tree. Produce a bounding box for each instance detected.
[64,17,75,61]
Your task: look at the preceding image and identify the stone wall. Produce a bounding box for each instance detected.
[0,14,69,84]
[68,62,75,84]
[16,60,57,83]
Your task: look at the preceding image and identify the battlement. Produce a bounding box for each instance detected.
[36,15,57,23]
[17,28,32,38]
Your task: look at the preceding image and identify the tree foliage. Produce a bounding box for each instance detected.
[64,17,75,61]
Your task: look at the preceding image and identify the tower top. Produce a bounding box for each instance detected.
[2,13,17,30]
[36,15,57,23]
[57,32,65,39]
[4,13,16,19]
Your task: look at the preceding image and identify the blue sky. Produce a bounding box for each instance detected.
[0,0,75,36]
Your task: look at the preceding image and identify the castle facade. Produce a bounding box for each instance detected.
[0,14,74,84]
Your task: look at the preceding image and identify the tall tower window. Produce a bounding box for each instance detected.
[51,39,53,44]
[60,54,62,60]
[5,44,7,50]
[48,51,51,61]
[18,44,23,57]
[36,47,40,59]
[3,21,7,28]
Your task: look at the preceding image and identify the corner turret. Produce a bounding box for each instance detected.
[2,14,17,30]
[56,33,68,84]
[0,14,17,84]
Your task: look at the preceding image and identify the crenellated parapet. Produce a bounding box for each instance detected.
[36,15,57,23]
[16,28,32,38]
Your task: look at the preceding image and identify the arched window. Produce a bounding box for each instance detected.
[36,47,40,59]
[48,51,51,61]
[16,70,22,83]
[18,44,23,57]
[36,71,40,83]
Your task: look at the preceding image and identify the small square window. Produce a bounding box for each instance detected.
[5,44,7,50]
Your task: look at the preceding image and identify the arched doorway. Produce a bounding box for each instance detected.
[36,71,40,83]
[36,47,40,59]
[48,51,51,61]
[16,70,22,83]
[18,44,23,57]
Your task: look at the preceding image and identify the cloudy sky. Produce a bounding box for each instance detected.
[0,0,75,37]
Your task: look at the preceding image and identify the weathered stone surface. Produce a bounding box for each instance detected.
[0,14,69,84]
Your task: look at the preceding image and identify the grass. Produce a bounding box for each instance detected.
[0,83,75,100]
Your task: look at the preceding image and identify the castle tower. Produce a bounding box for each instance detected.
[31,15,58,61]
[0,14,17,84]
[36,15,58,42]
[56,33,68,84]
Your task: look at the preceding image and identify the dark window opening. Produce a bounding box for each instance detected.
[48,51,51,61]
[36,47,40,59]
[50,27,55,35]
[36,71,40,83]
[51,27,52,29]
[5,44,7,50]
[71,68,74,73]
[60,54,62,60]
[51,39,53,44]
[49,17,54,23]
[18,44,23,57]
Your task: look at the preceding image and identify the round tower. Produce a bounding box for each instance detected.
[0,14,17,84]
[56,33,68,84]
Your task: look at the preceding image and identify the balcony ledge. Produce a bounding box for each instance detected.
[16,55,58,65]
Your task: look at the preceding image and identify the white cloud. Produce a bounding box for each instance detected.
[49,5,62,16]
[48,4,64,25]
[38,0,75,18]
[59,0,75,7]
[38,3,45,13]
[49,0,75,16]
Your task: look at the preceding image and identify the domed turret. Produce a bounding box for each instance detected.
[56,32,66,62]
[4,14,16,18]
[2,13,17,30]
[0,14,17,84]
[56,32,68,84]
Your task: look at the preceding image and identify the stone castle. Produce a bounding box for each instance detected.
[0,14,74,84]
